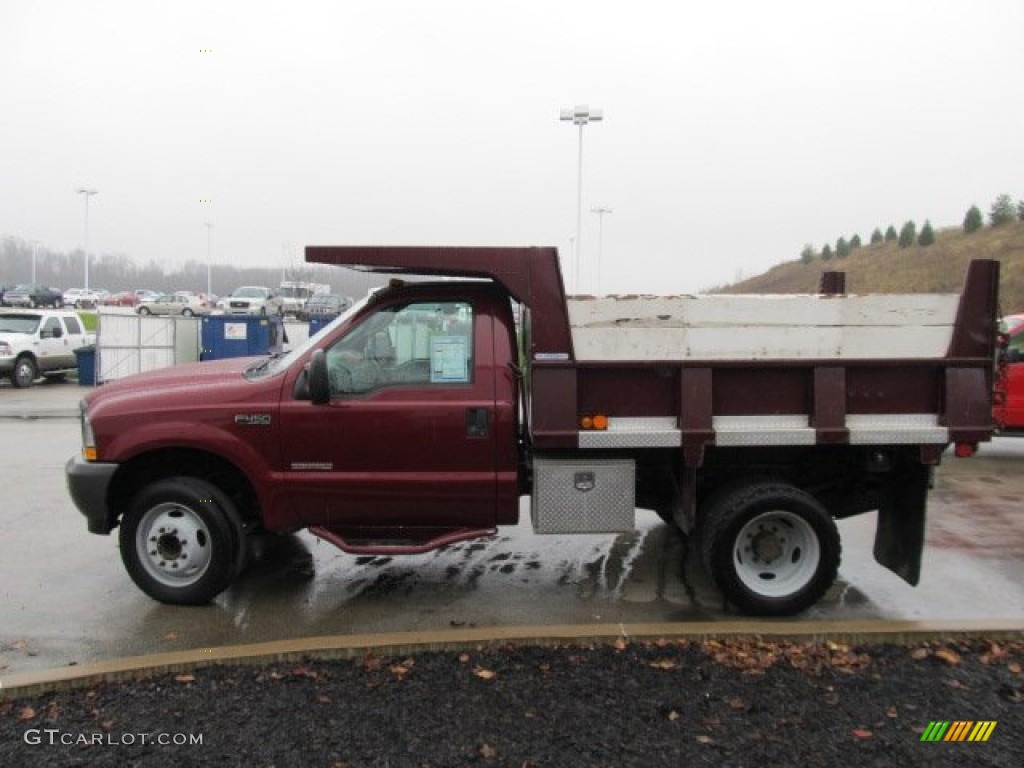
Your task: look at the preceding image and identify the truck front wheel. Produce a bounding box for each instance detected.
[700,483,840,617]
[119,477,244,605]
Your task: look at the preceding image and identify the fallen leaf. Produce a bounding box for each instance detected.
[886,707,899,718]
[852,728,872,740]
[935,648,961,666]
[458,653,470,664]
[695,734,714,744]
[361,654,383,672]
[945,679,968,690]
[174,674,195,684]
[18,707,36,721]
[479,743,497,759]
[667,710,681,721]
[316,695,332,704]
[910,648,929,661]
[162,632,179,642]
[649,659,678,671]
[291,667,318,679]
[728,698,747,711]
[613,637,628,652]
[1008,662,1021,675]
[473,667,497,680]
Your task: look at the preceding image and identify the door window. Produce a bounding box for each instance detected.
[41,317,61,338]
[325,301,473,395]
[64,316,82,335]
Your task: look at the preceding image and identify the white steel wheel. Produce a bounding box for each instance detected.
[732,510,820,598]
[135,502,215,588]
[700,482,840,617]
[119,477,243,605]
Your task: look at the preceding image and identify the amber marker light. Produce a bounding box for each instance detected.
[592,414,609,430]
[580,415,594,430]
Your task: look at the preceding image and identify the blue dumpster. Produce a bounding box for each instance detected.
[75,345,97,386]
[201,315,285,361]
[308,315,335,338]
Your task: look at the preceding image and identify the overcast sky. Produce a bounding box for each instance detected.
[2,0,1022,294]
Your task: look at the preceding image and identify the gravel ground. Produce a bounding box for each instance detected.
[2,637,1022,767]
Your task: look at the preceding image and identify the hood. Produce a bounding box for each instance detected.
[84,357,275,411]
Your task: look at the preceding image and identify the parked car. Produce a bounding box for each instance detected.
[217,286,284,316]
[3,283,63,308]
[101,291,138,307]
[297,293,352,321]
[996,313,1024,431]
[0,309,94,388]
[63,288,103,308]
[137,293,211,317]
[0,283,18,306]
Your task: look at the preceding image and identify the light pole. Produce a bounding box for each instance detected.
[560,104,603,292]
[590,206,613,294]
[76,188,98,291]
[29,240,39,284]
[205,222,215,296]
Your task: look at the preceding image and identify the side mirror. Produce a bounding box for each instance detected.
[309,348,330,404]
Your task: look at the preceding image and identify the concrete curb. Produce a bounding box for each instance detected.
[3,619,1022,699]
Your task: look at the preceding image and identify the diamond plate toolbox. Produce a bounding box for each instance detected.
[531,456,635,534]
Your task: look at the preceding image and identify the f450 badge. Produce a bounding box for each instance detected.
[234,414,271,426]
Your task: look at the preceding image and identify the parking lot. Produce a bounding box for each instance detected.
[1,378,1023,680]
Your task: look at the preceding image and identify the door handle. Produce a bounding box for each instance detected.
[466,407,490,438]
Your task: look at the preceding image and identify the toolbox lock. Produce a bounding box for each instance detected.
[574,472,596,492]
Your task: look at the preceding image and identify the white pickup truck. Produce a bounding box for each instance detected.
[0,309,94,388]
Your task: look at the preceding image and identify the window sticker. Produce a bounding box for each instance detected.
[224,323,247,340]
[431,336,469,383]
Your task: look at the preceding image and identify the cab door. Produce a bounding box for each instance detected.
[278,297,501,528]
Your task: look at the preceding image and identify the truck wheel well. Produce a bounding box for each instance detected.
[108,449,260,530]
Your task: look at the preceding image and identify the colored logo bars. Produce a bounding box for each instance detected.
[921,721,997,742]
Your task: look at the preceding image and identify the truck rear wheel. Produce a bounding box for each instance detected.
[700,482,840,617]
[119,477,244,605]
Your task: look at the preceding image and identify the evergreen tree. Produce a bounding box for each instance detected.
[1019,199,1024,221]
[821,243,833,261]
[898,220,916,248]
[918,219,935,246]
[990,194,1016,226]
[964,204,983,233]
[836,237,850,258]
[850,234,862,249]
[870,228,884,245]
[800,244,816,264]
[884,225,898,242]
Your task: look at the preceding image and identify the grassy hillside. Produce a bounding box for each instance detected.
[722,221,1024,312]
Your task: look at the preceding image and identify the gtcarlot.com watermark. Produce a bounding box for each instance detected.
[24,729,203,747]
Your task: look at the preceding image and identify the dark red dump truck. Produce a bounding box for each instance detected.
[66,247,1001,616]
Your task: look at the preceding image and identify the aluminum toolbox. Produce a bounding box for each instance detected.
[531,457,635,534]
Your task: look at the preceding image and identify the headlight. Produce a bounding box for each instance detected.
[80,401,97,461]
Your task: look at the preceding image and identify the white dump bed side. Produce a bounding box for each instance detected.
[567,293,960,361]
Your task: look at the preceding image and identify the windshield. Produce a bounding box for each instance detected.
[0,314,42,334]
[243,293,374,380]
[232,287,268,298]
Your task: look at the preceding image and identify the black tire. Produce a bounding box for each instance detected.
[699,482,840,617]
[138,306,151,316]
[182,308,194,317]
[119,477,245,605]
[12,356,37,388]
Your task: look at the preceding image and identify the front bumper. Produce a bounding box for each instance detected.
[65,455,119,534]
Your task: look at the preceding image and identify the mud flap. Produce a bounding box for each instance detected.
[873,462,930,585]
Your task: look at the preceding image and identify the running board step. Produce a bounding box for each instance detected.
[309,526,497,555]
